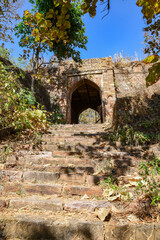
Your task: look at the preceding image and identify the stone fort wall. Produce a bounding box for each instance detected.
[46,57,160,124]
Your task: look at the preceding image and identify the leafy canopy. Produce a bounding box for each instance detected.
[137,0,160,86]
[137,0,160,56]
[0,0,20,41]
[15,0,88,63]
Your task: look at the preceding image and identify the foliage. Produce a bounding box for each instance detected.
[136,0,160,24]
[0,0,20,41]
[137,0,160,60]
[0,45,31,70]
[143,18,160,56]
[51,107,65,124]
[0,145,13,163]
[0,60,49,137]
[109,127,153,146]
[82,0,109,17]
[0,45,11,60]
[146,61,160,86]
[101,176,131,201]
[15,0,87,65]
[107,95,160,146]
[108,120,160,146]
[143,55,159,63]
[136,155,160,205]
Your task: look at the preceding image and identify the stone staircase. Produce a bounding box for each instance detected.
[0,124,159,240]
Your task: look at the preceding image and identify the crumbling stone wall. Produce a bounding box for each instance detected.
[113,61,160,145]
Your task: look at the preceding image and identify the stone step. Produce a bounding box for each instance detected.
[7,157,95,168]
[2,182,103,197]
[0,208,159,240]
[1,195,113,213]
[41,135,101,143]
[9,165,95,174]
[16,150,83,159]
[47,133,106,139]
[7,153,139,170]
[0,211,105,240]
[50,123,104,130]
[42,144,106,153]
[4,165,138,180]
[46,131,106,137]
[42,143,94,153]
[0,169,108,186]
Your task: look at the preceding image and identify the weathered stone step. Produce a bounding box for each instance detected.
[0,209,159,240]
[18,157,94,167]
[42,135,100,143]
[50,123,104,130]
[0,169,108,186]
[51,124,104,130]
[14,165,95,174]
[44,129,106,138]
[1,195,113,213]
[3,151,95,169]
[41,142,99,151]
[0,212,105,240]
[2,182,103,197]
[16,150,83,159]
[43,143,94,153]
[7,150,137,164]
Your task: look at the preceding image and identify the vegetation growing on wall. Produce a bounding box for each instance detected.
[107,95,160,146]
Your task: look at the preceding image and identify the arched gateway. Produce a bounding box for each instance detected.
[69,79,103,124]
[65,57,116,124]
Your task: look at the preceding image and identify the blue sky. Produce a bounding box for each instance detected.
[81,0,145,59]
[3,0,146,61]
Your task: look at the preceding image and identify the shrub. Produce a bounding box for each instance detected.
[136,155,160,205]
[0,61,49,137]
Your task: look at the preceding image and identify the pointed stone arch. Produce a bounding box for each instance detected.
[67,79,103,124]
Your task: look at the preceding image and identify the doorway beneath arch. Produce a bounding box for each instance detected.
[69,80,103,124]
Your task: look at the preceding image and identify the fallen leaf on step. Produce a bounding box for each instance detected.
[103,189,114,197]
[81,194,89,199]
[108,194,121,201]
[0,164,4,169]
[129,181,138,186]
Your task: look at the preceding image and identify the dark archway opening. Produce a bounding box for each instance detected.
[71,80,103,124]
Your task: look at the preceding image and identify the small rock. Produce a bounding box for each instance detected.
[127,214,140,223]
[111,205,121,213]
[115,141,121,148]
[0,200,6,208]
[95,207,111,221]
